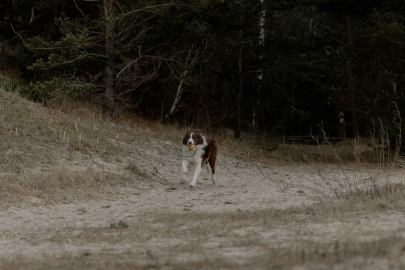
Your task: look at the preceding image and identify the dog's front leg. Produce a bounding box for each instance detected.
[182,159,189,173]
[189,166,202,188]
[189,158,202,188]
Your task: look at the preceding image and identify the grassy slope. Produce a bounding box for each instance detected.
[0,87,283,204]
[0,88,167,203]
[1,88,405,269]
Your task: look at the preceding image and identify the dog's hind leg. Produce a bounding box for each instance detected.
[205,160,210,173]
[208,157,217,185]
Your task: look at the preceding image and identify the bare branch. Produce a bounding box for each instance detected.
[29,8,34,24]
[123,3,173,17]
[10,23,23,42]
[74,0,89,19]
[31,53,107,70]
[243,69,263,75]
[116,46,143,78]
[165,40,209,118]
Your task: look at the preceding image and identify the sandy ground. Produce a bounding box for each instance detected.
[1,136,405,269]
[0,155,316,253]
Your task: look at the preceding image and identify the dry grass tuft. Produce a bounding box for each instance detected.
[0,163,122,204]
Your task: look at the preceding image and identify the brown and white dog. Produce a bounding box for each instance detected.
[182,127,218,188]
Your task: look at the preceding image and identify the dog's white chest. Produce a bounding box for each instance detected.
[182,145,205,163]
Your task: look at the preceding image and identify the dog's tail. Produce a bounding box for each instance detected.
[210,138,219,153]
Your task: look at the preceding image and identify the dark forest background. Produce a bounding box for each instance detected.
[1,0,405,140]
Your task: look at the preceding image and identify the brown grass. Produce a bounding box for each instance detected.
[1,86,405,269]
[0,84,401,202]
[0,163,122,205]
[0,88,135,204]
[0,86,288,205]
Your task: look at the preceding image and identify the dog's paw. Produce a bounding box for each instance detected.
[189,182,195,188]
[212,175,217,185]
[182,166,188,174]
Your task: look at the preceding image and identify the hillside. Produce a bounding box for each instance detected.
[0,87,311,208]
[1,89,405,269]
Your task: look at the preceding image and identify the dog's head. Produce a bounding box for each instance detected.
[183,127,204,146]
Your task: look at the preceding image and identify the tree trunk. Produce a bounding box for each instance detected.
[235,14,243,139]
[253,0,265,131]
[104,2,115,118]
[346,14,357,138]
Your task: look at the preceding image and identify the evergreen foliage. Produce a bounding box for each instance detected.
[0,0,404,139]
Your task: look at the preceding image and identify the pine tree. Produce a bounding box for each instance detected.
[25,0,172,117]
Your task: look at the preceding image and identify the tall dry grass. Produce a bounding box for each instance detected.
[51,95,283,162]
[0,89,143,204]
[0,163,121,205]
[305,107,405,210]
[0,87,284,205]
